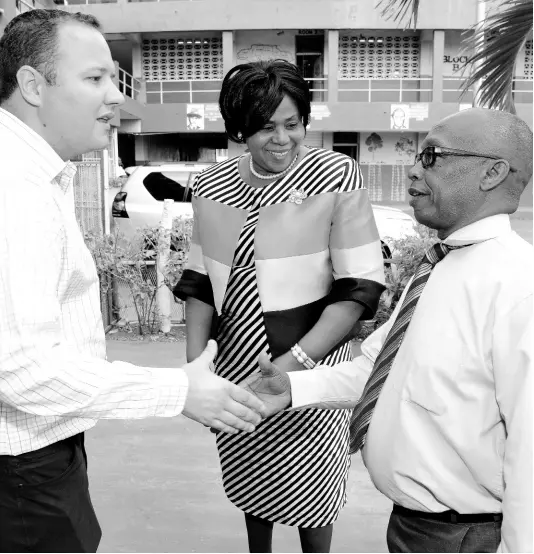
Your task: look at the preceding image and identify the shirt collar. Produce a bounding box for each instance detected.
[443,214,512,247]
[0,107,73,191]
[53,162,78,193]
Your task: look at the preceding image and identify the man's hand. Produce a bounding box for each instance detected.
[239,353,292,418]
[182,341,266,434]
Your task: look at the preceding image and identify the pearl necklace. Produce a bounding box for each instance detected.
[249,153,299,180]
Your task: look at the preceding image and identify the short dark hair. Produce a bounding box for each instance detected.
[219,59,311,143]
[0,9,101,104]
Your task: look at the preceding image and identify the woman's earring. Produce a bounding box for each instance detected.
[237,132,243,141]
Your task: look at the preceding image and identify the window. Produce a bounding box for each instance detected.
[338,34,420,79]
[296,34,325,101]
[333,132,359,161]
[142,37,222,81]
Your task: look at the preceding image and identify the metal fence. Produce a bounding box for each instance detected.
[72,155,115,327]
[72,151,186,329]
[73,160,104,236]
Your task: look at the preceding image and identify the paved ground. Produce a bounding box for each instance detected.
[91,340,390,553]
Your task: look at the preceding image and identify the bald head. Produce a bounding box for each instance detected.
[431,108,533,185]
[409,109,532,236]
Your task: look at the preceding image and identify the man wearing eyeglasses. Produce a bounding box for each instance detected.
[241,108,533,553]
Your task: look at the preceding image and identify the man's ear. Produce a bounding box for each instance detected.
[480,159,510,192]
[16,65,46,107]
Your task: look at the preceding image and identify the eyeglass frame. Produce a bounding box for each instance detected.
[415,146,516,172]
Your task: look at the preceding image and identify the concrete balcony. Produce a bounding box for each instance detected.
[114,63,147,131]
[62,0,478,33]
[118,75,533,134]
[338,78,433,103]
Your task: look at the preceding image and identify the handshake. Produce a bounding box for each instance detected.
[182,340,292,433]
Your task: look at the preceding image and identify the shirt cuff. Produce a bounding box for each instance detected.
[288,369,320,409]
[288,360,368,411]
[288,366,356,410]
[147,367,189,417]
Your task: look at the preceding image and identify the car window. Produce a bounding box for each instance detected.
[142,171,193,202]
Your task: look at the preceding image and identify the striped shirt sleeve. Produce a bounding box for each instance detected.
[0,178,189,420]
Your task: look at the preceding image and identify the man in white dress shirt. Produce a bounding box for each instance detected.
[0,10,265,552]
[243,108,533,553]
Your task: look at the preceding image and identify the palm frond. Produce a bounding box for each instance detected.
[461,0,533,113]
[377,0,420,30]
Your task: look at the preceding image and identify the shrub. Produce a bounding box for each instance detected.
[85,217,192,335]
[356,224,438,340]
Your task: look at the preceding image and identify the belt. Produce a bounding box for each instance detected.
[393,504,503,524]
[0,433,84,461]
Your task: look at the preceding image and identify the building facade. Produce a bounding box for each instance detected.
[1,0,532,205]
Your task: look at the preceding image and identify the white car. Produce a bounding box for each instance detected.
[112,162,209,238]
[111,162,416,257]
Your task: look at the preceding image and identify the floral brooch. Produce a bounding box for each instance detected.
[287,188,308,205]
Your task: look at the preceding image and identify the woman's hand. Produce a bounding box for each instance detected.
[272,350,307,372]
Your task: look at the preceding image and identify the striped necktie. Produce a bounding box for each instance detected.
[348,242,466,455]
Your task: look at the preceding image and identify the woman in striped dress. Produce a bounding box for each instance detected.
[174,60,385,553]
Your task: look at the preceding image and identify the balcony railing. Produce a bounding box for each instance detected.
[443,77,474,104]
[338,78,433,103]
[305,77,328,102]
[144,78,330,104]
[512,77,532,104]
[443,76,532,104]
[118,68,143,102]
[110,72,532,108]
[146,79,222,104]
[67,0,118,3]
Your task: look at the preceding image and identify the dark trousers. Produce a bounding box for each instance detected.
[0,433,101,553]
[387,505,502,553]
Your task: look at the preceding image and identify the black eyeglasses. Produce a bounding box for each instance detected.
[415,146,515,171]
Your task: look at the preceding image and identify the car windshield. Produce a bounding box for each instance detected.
[142,171,196,202]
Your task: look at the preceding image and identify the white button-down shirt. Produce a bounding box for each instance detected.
[289,215,532,553]
[0,108,189,456]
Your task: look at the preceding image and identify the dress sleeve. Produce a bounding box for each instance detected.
[327,158,385,319]
[172,191,215,307]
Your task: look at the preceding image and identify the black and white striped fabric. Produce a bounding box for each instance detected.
[211,153,354,528]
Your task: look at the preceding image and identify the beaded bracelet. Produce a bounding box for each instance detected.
[290,343,317,370]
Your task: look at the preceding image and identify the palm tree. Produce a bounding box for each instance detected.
[378,0,533,113]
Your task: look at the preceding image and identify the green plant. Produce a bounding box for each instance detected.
[108,176,127,189]
[462,0,533,114]
[356,224,438,340]
[85,217,192,335]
